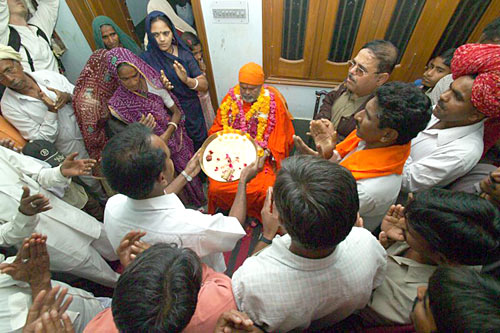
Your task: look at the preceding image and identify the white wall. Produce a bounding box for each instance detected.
[201,0,319,120]
[126,0,148,26]
[55,1,92,83]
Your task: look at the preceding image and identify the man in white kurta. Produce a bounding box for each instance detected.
[0,0,59,72]
[0,145,119,286]
[402,114,484,193]
[0,51,105,200]
[402,75,486,194]
[104,194,247,272]
[101,124,260,272]
[0,252,106,333]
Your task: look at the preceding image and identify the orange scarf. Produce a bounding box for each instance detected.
[336,130,411,180]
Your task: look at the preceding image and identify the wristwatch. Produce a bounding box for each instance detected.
[258,233,273,245]
[181,170,192,182]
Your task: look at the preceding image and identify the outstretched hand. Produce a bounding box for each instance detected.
[173,60,188,84]
[18,186,51,216]
[379,204,406,248]
[60,153,96,178]
[117,230,150,268]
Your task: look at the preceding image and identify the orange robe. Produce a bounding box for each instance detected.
[207,85,294,220]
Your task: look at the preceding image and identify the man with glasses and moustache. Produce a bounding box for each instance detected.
[315,40,398,141]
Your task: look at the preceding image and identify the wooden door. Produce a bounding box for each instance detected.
[66,0,141,50]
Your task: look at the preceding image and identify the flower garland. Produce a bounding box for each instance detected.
[219,85,277,148]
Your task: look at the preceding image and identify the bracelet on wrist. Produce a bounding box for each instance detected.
[181,170,193,182]
[190,78,199,90]
[168,122,178,131]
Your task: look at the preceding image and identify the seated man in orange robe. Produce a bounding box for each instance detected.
[208,62,294,220]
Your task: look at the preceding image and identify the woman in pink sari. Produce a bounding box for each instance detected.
[107,47,204,206]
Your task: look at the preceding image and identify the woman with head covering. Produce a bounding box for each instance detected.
[107,47,204,206]
[141,11,208,150]
[92,16,143,55]
[72,49,119,167]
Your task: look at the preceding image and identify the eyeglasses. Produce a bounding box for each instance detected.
[347,59,381,77]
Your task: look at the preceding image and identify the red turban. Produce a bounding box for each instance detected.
[239,62,265,85]
[451,43,500,152]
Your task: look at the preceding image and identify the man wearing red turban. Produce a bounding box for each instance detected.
[207,62,294,266]
[451,43,500,153]
[401,44,494,194]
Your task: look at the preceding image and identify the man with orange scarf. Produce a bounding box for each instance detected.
[295,82,431,230]
[207,62,294,220]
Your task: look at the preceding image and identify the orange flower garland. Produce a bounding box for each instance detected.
[219,85,276,148]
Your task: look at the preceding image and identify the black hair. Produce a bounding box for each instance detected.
[405,188,500,265]
[101,123,166,199]
[361,40,398,73]
[112,243,203,332]
[274,155,359,250]
[374,81,432,145]
[481,17,500,43]
[437,48,456,68]
[180,32,200,50]
[428,266,500,332]
[150,15,177,43]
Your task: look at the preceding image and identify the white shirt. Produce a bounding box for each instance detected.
[428,74,453,106]
[337,141,403,231]
[104,193,246,272]
[0,146,118,286]
[0,0,59,72]
[358,175,402,231]
[402,115,484,193]
[0,255,105,333]
[1,70,87,158]
[231,228,387,332]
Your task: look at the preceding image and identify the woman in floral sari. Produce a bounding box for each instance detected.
[107,47,204,206]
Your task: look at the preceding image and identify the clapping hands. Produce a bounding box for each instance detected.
[0,233,51,285]
[379,204,406,248]
[117,230,151,268]
[22,287,74,333]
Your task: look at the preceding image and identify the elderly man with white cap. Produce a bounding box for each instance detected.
[0,44,107,203]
